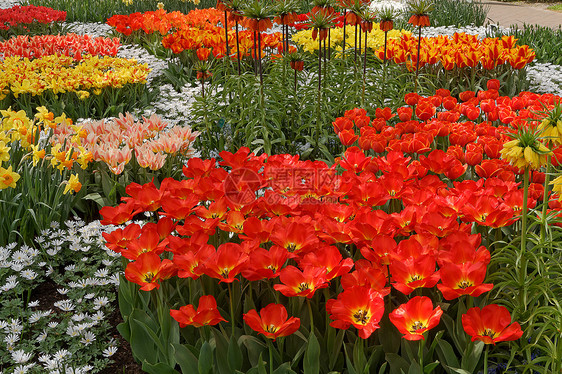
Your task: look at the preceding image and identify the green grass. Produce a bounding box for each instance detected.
[22,0,217,23]
[430,0,489,27]
[548,4,562,11]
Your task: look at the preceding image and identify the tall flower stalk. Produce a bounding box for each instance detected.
[358,9,375,106]
[216,1,231,58]
[407,0,433,92]
[343,0,368,67]
[537,103,562,243]
[379,7,396,101]
[500,127,551,254]
[309,8,335,154]
[243,0,273,87]
[224,0,244,75]
[274,0,299,56]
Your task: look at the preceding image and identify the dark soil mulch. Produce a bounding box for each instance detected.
[99,304,144,374]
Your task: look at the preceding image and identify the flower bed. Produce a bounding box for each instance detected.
[2,0,562,373]
[0,34,120,60]
[0,5,66,37]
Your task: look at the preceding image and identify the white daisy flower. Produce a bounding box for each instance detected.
[11,363,35,374]
[36,330,48,342]
[80,331,96,346]
[11,349,33,363]
[53,349,69,361]
[65,264,76,272]
[54,300,75,312]
[20,269,38,280]
[91,311,104,321]
[66,325,80,337]
[4,332,20,345]
[71,313,87,322]
[93,296,110,310]
[8,319,23,333]
[94,268,109,278]
[46,248,60,256]
[102,346,118,357]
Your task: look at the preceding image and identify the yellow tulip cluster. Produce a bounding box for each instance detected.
[0,107,90,193]
[291,25,409,54]
[0,55,150,101]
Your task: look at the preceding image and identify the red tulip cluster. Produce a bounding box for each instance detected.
[100,131,535,340]
[0,5,66,31]
[162,26,282,59]
[374,33,535,71]
[106,8,223,36]
[0,34,120,60]
[107,8,283,59]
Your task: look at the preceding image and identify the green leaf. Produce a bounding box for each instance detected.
[303,332,320,374]
[461,340,484,373]
[408,362,422,374]
[173,343,199,374]
[343,343,357,374]
[131,315,167,359]
[198,341,213,374]
[83,192,106,207]
[228,332,243,372]
[257,352,268,374]
[448,368,471,374]
[273,362,297,374]
[378,363,388,374]
[129,316,158,365]
[212,327,230,374]
[423,361,440,374]
[239,335,266,367]
[436,340,460,372]
[141,361,179,374]
[379,315,401,354]
[327,328,345,370]
[117,321,131,342]
[385,353,410,374]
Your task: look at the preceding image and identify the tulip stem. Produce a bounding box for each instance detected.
[307,298,314,334]
[540,154,552,244]
[362,28,367,107]
[268,339,274,374]
[343,10,347,57]
[415,25,421,92]
[235,20,241,75]
[228,282,235,332]
[418,335,425,368]
[483,345,489,374]
[224,10,230,57]
[521,166,529,256]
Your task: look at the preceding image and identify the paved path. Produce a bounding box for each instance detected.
[482,1,562,29]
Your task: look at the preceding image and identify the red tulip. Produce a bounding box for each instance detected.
[327,286,385,339]
[244,304,300,341]
[124,252,177,291]
[462,305,523,345]
[389,296,443,341]
[273,265,329,298]
[170,295,227,328]
[437,262,493,300]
